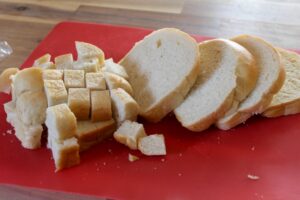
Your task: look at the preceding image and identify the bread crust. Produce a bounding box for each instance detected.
[216,35,285,130]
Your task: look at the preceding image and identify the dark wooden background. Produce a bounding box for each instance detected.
[0,0,299,199]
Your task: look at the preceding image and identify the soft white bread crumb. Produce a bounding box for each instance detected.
[75,41,105,66]
[64,70,85,88]
[4,101,43,149]
[43,70,63,80]
[216,35,285,130]
[44,80,68,106]
[138,134,166,156]
[119,28,200,122]
[0,67,19,94]
[128,153,139,162]
[76,119,116,151]
[13,67,44,98]
[33,54,55,69]
[102,58,129,80]
[114,120,146,150]
[263,48,300,117]
[16,90,47,126]
[86,72,106,90]
[73,58,99,73]
[110,88,139,125]
[50,137,80,172]
[68,88,90,120]
[175,39,257,131]
[45,103,77,141]
[104,72,133,95]
[91,90,112,122]
[55,54,73,69]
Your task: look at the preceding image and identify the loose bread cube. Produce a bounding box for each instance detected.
[44,80,68,106]
[45,103,77,140]
[110,88,139,125]
[76,119,116,151]
[73,58,99,73]
[43,70,63,80]
[55,54,73,69]
[102,58,129,80]
[86,72,106,90]
[64,70,85,88]
[68,88,90,120]
[75,41,105,66]
[91,90,112,122]
[138,134,166,156]
[104,72,133,95]
[50,137,80,172]
[114,120,146,150]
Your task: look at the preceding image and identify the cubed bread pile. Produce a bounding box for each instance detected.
[1,28,300,172]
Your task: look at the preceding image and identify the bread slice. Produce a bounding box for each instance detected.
[44,80,68,106]
[55,54,73,69]
[91,90,112,122]
[119,28,200,122]
[263,48,300,117]
[216,35,285,130]
[75,41,105,66]
[0,67,19,94]
[175,39,257,131]
[43,69,63,80]
[138,134,166,156]
[113,120,146,150]
[110,88,139,125]
[45,103,77,141]
[64,70,85,89]
[102,58,129,80]
[76,119,116,151]
[68,88,90,120]
[85,72,106,90]
[49,137,80,172]
[104,72,133,95]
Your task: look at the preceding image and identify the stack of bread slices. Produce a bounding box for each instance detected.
[1,28,300,171]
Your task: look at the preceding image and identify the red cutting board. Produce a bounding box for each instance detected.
[1,21,300,200]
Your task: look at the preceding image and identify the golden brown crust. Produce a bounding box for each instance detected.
[56,143,80,172]
[262,99,300,118]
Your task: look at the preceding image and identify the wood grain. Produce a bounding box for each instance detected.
[0,0,299,199]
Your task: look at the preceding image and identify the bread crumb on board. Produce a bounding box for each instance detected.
[251,146,255,151]
[247,174,260,180]
[128,153,139,162]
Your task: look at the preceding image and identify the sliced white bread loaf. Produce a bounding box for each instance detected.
[263,48,300,117]
[110,88,139,125]
[175,39,257,131]
[119,28,200,122]
[216,35,285,130]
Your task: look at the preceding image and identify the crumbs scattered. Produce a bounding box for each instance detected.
[128,153,139,162]
[103,162,106,166]
[96,167,100,172]
[251,146,255,151]
[153,167,157,170]
[178,153,182,157]
[161,158,165,162]
[6,129,12,135]
[248,174,260,180]
[108,149,112,154]
[178,173,182,177]
[217,136,221,144]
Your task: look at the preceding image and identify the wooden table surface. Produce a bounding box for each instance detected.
[0,0,299,199]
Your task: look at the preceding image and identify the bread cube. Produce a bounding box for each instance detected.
[110,88,139,125]
[44,80,68,106]
[102,58,129,80]
[86,72,106,90]
[68,88,90,120]
[138,134,166,156]
[75,41,105,66]
[64,70,85,88]
[45,103,77,140]
[55,54,73,69]
[114,120,146,150]
[50,137,80,172]
[43,70,63,80]
[104,72,133,95]
[73,58,99,73]
[91,90,112,122]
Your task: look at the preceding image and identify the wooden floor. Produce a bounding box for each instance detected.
[0,0,299,199]
[0,0,299,71]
